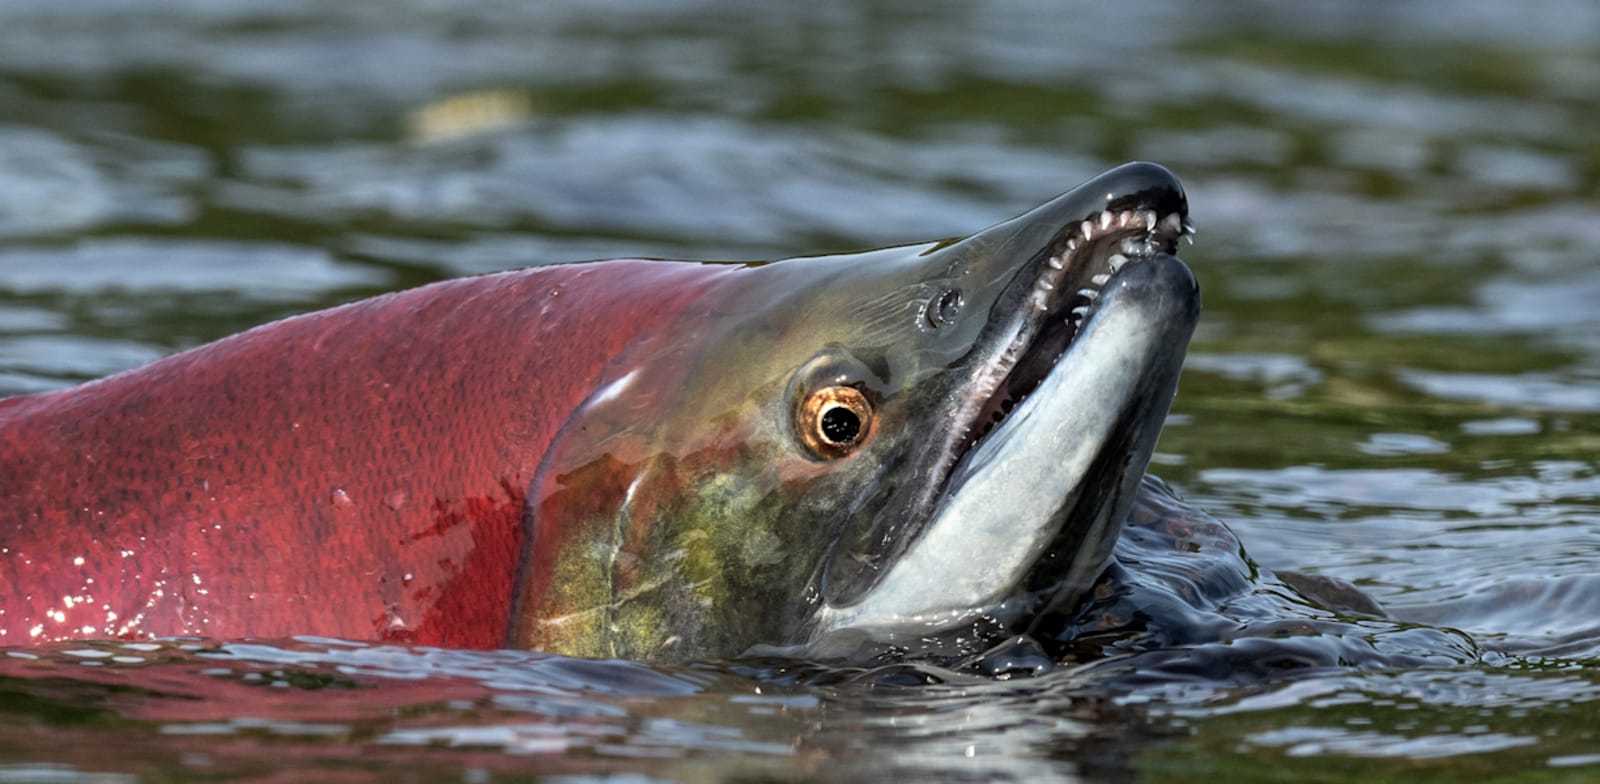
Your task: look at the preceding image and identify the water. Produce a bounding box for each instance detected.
[1,0,1597,780]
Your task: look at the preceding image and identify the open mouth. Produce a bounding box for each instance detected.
[965,206,1195,447]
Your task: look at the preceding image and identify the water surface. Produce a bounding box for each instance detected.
[1,0,1597,780]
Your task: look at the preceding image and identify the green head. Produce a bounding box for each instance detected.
[513,162,1200,663]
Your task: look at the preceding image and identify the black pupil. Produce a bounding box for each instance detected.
[820,405,862,444]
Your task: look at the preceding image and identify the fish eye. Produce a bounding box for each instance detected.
[925,288,964,328]
[798,385,874,459]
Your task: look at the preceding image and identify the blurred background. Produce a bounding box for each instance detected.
[1,0,1598,780]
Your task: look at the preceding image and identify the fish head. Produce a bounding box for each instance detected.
[514,162,1200,663]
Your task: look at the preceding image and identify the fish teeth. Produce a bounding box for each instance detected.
[1055,211,1193,293]
[1037,280,1054,291]
[1070,305,1090,318]
[1078,288,1099,301]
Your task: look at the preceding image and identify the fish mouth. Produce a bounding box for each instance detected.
[962,204,1194,456]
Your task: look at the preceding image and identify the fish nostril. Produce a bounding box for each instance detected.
[926,288,964,328]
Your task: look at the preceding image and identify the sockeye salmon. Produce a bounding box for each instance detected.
[0,162,1198,663]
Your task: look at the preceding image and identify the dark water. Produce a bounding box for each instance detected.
[2,0,1598,780]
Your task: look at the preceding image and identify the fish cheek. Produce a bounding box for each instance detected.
[613,446,834,661]
[512,362,853,661]
[515,442,804,662]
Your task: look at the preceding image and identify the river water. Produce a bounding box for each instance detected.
[1,1,1597,781]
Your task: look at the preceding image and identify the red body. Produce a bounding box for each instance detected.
[0,261,722,648]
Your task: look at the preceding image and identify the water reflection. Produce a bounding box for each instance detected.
[0,240,386,296]
[0,639,1150,781]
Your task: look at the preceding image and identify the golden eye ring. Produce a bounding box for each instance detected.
[797,385,874,459]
